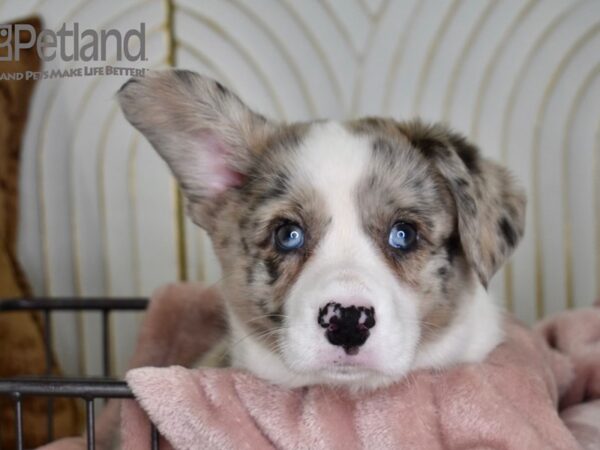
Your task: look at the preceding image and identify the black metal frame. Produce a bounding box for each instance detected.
[0,298,159,450]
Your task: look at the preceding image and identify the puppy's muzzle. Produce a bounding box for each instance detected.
[318,302,376,355]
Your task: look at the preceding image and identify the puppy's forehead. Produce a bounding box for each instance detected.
[283,121,439,213]
[243,119,451,240]
[290,122,372,209]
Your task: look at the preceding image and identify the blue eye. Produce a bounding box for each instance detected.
[275,223,305,251]
[388,222,418,251]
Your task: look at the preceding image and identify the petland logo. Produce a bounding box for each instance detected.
[0,22,146,62]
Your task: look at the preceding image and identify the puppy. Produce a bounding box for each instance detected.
[117,70,526,390]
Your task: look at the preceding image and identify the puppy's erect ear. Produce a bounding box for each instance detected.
[398,121,526,287]
[117,70,276,229]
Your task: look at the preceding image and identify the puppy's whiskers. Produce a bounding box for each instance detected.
[243,313,289,326]
[229,325,288,351]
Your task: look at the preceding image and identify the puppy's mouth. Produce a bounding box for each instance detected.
[329,364,373,375]
[327,370,368,381]
[320,364,385,384]
[307,346,386,379]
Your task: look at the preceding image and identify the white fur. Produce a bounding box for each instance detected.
[230,286,502,390]
[413,283,503,370]
[229,122,503,389]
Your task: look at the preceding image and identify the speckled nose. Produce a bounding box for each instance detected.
[318,302,376,355]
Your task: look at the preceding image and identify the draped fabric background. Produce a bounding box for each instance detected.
[2,0,599,377]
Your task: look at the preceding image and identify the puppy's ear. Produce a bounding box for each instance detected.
[117,69,276,229]
[399,121,526,287]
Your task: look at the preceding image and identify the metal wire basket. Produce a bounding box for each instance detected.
[0,298,160,450]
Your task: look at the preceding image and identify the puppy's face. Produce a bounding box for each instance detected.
[118,71,526,388]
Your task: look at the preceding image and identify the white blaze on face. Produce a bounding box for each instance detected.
[279,122,422,384]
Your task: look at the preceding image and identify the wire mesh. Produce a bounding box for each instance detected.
[0,298,159,449]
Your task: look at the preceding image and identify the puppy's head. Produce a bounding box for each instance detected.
[118,70,526,387]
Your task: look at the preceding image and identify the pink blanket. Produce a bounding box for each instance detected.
[42,284,600,450]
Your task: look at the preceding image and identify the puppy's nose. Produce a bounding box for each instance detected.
[318,302,376,354]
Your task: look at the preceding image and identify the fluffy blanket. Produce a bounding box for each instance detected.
[42,283,600,450]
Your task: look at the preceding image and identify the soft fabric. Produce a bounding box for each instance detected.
[40,283,600,450]
[122,315,600,450]
[536,305,600,449]
[535,306,600,410]
[0,15,80,447]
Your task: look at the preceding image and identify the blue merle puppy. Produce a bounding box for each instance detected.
[118,70,526,390]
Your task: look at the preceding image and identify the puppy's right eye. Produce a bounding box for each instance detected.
[275,223,304,252]
[388,222,418,251]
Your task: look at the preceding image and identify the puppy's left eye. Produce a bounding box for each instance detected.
[275,223,305,251]
[388,222,418,251]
